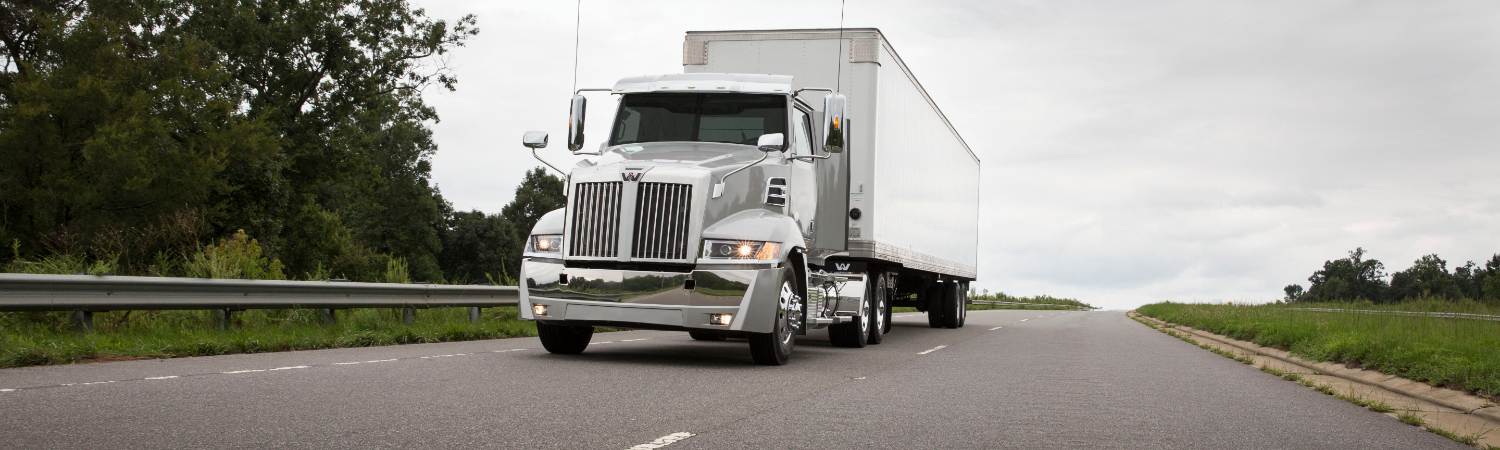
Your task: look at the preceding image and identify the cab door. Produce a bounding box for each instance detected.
[786,107,819,247]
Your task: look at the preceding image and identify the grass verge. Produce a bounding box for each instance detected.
[1136,302,1500,400]
[0,307,537,368]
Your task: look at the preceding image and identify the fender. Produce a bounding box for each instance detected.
[528,208,566,236]
[700,209,807,261]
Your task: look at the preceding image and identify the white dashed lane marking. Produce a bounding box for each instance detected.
[989,326,1003,331]
[1020,319,1029,322]
[0,338,655,394]
[628,432,695,449]
[917,345,948,355]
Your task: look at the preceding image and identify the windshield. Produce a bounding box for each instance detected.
[609,93,787,146]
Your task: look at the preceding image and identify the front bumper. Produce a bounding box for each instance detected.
[518,258,783,334]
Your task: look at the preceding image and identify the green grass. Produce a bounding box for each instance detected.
[0,307,538,368]
[1136,302,1500,400]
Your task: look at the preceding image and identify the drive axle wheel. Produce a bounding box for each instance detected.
[866,272,888,345]
[537,321,593,354]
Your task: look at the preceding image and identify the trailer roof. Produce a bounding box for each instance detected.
[684,28,978,164]
[612,73,793,95]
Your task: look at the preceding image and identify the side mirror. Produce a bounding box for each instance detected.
[567,94,587,151]
[757,133,786,152]
[522,131,549,149]
[822,93,848,153]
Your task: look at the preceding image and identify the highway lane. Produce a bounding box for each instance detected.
[0,310,1462,449]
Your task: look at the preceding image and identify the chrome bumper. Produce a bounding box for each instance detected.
[518,259,783,334]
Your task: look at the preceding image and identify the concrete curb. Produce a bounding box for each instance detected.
[1129,311,1499,447]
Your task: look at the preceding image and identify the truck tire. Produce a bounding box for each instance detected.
[957,283,968,328]
[941,282,961,329]
[829,281,872,348]
[866,272,887,345]
[750,266,800,365]
[689,330,727,341]
[537,321,593,354]
[926,282,947,328]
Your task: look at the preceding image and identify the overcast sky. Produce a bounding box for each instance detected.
[414,0,1500,310]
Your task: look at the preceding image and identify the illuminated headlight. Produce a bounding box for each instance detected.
[702,239,781,261]
[528,234,562,254]
[532,304,549,317]
[709,313,733,326]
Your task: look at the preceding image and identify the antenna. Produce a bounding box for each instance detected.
[571,0,582,94]
[835,0,846,92]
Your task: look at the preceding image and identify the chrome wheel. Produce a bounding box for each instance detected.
[778,280,801,349]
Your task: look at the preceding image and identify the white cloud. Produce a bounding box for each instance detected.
[414,0,1500,309]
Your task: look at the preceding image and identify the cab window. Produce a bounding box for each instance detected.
[792,108,813,156]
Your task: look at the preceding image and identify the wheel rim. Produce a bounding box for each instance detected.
[779,280,801,349]
[873,278,886,334]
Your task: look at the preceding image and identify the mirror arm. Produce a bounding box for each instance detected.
[712,152,770,199]
[787,154,830,162]
[531,148,567,176]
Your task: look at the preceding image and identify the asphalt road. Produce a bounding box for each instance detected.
[0,310,1462,449]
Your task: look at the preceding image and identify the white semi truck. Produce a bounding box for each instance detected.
[517,28,979,365]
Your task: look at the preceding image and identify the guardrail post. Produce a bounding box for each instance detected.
[468,307,481,323]
[214,309,233,330]
[401,307,415,324]
[71,310,94,332]
[319,308,336,325]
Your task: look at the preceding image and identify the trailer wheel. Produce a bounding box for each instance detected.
[941,282,961,329]
[866,272,887,345]
[926,282,947,328]
[750,266,800,365]
[689,330,727,341]
[537,321,593,354]
[957,282,968,328]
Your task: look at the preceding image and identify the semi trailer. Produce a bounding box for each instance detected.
[517,28,980,365]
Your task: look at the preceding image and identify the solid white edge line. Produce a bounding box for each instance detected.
[917,345,948,355]
[144,376,179,380]
[628,431,695,450]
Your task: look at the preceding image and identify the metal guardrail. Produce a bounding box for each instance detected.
[1288,307,1500,322]
[0,273,519,330]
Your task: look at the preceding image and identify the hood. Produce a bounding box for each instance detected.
[572,142,764,182]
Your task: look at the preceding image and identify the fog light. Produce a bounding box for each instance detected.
[532,304,549,317]
[709,313,732,326]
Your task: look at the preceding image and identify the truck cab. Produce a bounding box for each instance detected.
[518,73,875,365]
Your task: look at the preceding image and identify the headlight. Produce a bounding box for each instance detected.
[702,239,781,261]
[528,234,562,254]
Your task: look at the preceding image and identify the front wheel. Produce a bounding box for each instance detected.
[689,330,728,341]
[537,321,593,354]
[749,267,801,365]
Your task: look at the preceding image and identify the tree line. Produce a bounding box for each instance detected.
[0,1,557,284]
[1283,248,1500,304]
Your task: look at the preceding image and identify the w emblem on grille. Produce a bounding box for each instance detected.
[622,172,644,182]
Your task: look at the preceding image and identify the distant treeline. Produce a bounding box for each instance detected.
[971,291,1096,310]
[1283,248,1500,304]
[0,2,567,284]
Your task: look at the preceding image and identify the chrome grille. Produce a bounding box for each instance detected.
[567,182,622,258]
[632,183,692,260]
